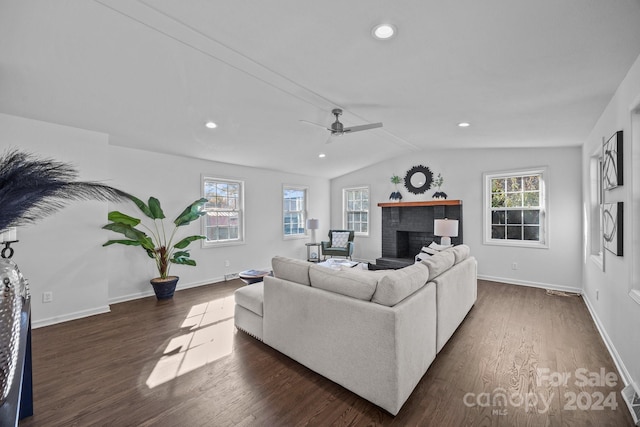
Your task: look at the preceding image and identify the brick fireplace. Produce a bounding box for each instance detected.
[375,200,463,269]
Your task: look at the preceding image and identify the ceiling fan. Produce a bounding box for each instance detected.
[301,108,383,139]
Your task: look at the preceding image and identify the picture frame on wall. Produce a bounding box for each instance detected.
[602,130,623,190]
[603,201,623,256]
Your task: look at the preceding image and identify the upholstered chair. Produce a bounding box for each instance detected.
[320,230,355,260]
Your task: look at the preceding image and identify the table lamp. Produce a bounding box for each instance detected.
[434,218,458,246]
[306,218,319,243]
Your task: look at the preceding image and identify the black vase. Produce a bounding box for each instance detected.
[432,191,448,199]
[150,276,179,300]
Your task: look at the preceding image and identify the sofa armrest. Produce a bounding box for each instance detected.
[432,256,477,353]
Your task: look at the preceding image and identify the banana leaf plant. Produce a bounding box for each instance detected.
[102,194,208,280]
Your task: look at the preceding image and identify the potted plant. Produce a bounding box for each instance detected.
[102,194,208,300]
[389,174,403,202]
[432,173,447,199]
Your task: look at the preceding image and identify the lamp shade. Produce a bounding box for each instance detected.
[434,219,458,246]
[306,218,319,230]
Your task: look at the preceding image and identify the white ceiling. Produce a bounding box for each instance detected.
[2,0,640,178]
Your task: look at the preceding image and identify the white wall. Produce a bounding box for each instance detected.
[0,113,330,325]
[581,52,640,388]
[106,145,330,303]
[0,113,111,326]
[330,146,583,291]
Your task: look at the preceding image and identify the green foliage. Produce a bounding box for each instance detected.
[433,173,444,189]
[102,194,208,279]
[390,174,402,185]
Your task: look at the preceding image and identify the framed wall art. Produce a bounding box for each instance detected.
[603,201,623,256]
[603,130,623,190]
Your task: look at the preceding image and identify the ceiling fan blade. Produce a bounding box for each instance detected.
[343,122,383,133]
[299,119,330,131]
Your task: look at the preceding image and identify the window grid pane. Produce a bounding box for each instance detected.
[488,173,543,244]
[344,188,369,234]
[203,179,242,244]
[283,187,306,236]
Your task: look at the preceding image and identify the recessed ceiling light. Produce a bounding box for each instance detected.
[318,153,326,158]
[458,122,470,128]
[205,121,217,129]
[372,24,396,40]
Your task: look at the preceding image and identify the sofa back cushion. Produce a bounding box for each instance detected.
[421,250,455,281]
[272,256,311,286]
[309,265,378,301]
[448,244,470,265]
[372,262,430,307]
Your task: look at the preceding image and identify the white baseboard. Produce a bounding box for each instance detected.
[32,305,111,329]
[477,274,583,294]
[582,293,632,386]
[108,276,227,305]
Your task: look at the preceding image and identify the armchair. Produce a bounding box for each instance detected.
[321,230,355,260]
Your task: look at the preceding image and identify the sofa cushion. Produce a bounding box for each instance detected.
[372,262,430,306]
[331,231,350,248]
[272,256,311,286]
[234,282,264,316]
[448,244,470,264]
[309,264,378,301]
[421,250,455,281]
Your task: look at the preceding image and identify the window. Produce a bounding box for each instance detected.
[202,177,243,245]
[283,185,307,238]
[344,186,369,236]
[589,154,604,268]
[631,108,640,304]
[484,169,547,248]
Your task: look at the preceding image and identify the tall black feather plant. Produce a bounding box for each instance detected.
[0,149,128,230]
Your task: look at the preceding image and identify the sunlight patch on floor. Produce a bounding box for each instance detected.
[146,294,236,388]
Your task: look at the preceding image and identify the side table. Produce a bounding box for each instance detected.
[305,242,321,262]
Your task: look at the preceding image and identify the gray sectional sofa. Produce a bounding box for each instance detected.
[234,245,477,415]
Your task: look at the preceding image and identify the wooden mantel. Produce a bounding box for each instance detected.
[377,199,462,208]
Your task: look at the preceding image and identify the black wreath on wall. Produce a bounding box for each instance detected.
[404,165,433,195]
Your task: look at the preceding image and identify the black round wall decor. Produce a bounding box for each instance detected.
[404,165,433,195]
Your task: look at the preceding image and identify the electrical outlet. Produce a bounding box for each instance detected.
[224,260,230,267]
[511,262,518,270]
[42,291,53,303]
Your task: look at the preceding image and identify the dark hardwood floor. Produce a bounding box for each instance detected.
[19,279,634,426]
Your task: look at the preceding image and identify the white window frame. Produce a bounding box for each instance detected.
[483,167,549,248]
[201,176,244,247]
[343,186,370,236]
[282,185,308,240]
[589,150,604,270]
[630,103,640,305]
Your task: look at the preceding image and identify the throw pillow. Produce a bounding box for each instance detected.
[331,231,350,248]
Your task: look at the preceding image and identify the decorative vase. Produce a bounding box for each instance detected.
[389,184,403,202]
[0,259,29,405]
[432,191,448,200]
[150,276,179,300]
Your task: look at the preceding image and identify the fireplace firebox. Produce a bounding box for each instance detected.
[374,200,462,269]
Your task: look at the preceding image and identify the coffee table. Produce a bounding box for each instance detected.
[239,269,272,285]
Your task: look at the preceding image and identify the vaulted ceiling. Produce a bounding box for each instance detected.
[2,1,640,178]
